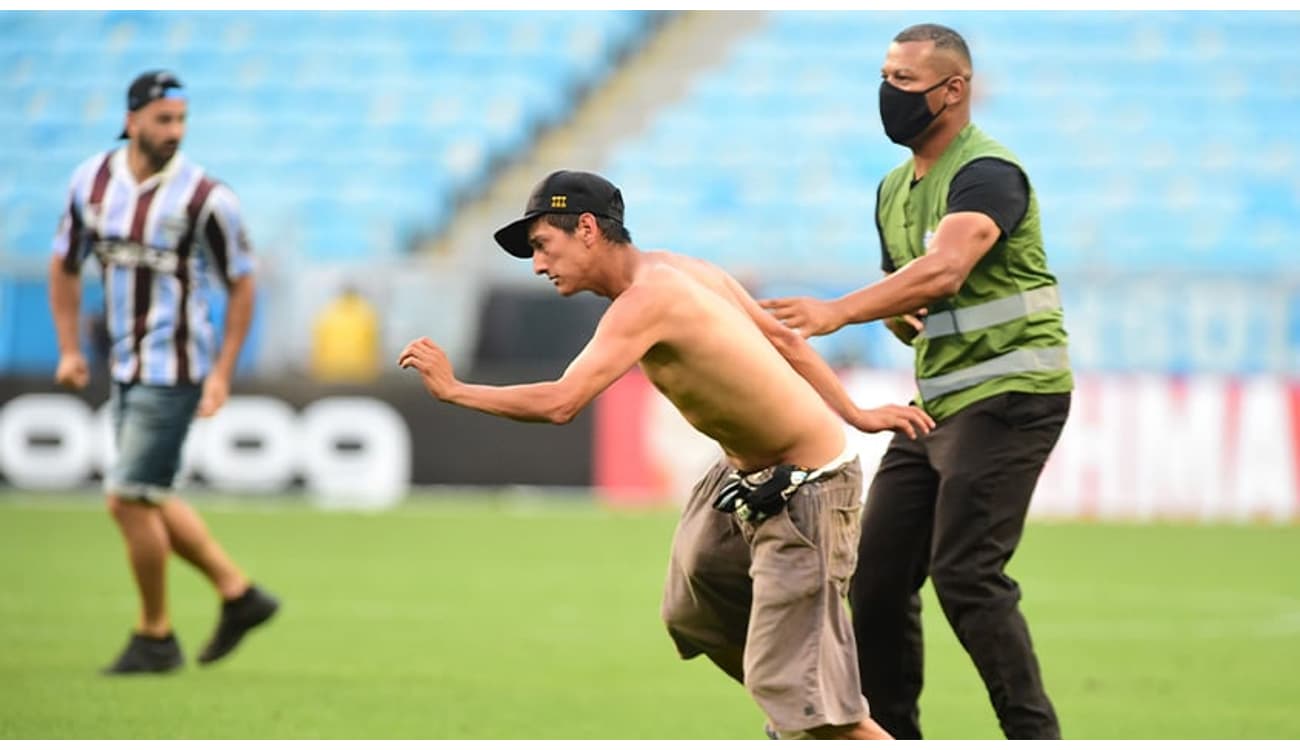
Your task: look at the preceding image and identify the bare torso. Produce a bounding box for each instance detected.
[629,252,846,472]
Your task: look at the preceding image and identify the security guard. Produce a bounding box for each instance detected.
[762,23,1072,740]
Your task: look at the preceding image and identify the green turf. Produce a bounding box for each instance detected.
[0,493,1296,739]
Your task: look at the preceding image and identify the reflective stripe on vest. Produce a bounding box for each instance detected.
[917,345,1070,402]
[919,285,1061,340]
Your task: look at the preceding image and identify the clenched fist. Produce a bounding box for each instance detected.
[54,351,89,390]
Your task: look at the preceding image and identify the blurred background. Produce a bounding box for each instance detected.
[1,10,1298,741]
[5,7,1294,519]
[4,9,1299,519]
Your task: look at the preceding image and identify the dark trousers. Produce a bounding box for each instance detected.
[850,391,1070,739]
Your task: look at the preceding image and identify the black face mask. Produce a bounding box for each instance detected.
[879,77,952,145]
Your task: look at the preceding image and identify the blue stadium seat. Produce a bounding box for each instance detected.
[0,10,659,270]
[606,10,1300,280]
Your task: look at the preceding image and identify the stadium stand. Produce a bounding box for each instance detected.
[2,11,1298,375]
[0,10,659,265]
[0,10,660,373]
[605,11,1300,279]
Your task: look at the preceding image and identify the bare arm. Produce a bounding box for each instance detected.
[719,273,934,438]
[215,275,254,381]
[198,183,260,416]
[48,256,88,389]
[48,257,82,357]
[761,211,1001,337]
[198,273,254,416]
[399,286,661,425]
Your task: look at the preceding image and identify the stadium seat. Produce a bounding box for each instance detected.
[604,11,1300,281]
[0,10,660,268]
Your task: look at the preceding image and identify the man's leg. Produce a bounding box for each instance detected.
[849,433,939,739]
[926,392,1069,739]
[107,495,172,637]
[807,719,893,740]
[160,498,247,599]
[101,382,201,674]
[102,494,185,674]
[100,382,193,674]
[661,459,752,684]
[746,461,884,739]
[159,496,279,665]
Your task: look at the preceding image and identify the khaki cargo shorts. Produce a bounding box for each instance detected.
[661,454,870,735]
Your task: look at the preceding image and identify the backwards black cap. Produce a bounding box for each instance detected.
[118,70,185,139]
[493,170,625,258]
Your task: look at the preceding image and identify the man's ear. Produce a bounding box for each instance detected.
[579,213,599,244]
[946,74,968,106]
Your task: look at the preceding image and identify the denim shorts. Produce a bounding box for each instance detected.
[106,381,202,502]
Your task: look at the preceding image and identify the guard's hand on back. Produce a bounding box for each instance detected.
[855,404,935,440]
[759,296,842,338]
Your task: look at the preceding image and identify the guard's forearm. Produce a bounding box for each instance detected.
[213,275,255,380]
[833,254,961,325]
[48,263,82,356]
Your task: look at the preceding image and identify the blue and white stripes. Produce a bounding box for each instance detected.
[52,147,254,386]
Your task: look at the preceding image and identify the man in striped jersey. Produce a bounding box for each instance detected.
[48,70,279,675]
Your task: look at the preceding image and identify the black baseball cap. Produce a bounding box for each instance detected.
[118,70,185,139]
[493,170,626,258]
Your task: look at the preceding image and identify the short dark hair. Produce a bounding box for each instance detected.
[894,23,972,71]
[541,212,632,245]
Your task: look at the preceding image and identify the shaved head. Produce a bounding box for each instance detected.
[894,23,972,78]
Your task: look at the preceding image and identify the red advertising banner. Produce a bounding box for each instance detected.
[594,369,1300,523]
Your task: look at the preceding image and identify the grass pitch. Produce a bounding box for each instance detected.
[0,493,1296,739]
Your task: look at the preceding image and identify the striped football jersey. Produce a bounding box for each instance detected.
[52,147,254,385]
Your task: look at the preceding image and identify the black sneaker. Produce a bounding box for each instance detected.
[197,584,280,666]
[102,632,184,675]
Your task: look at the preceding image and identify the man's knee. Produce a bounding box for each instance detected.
[663,608,747,683]
[851,569,915,608]
[930,562,1020,622]
[660,594,692,647]
[661,585,721,659]
[662,591,750,687]
[106,494,166,538]
[107,493,148,517]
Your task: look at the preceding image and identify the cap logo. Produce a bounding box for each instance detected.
[550,195,567,209]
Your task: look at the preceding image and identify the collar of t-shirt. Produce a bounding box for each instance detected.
[110,146,186,191]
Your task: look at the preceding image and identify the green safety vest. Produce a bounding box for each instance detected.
[877,123,1073,421]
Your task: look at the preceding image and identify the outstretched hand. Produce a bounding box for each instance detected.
[854,404,935,440]
[758,296,842,338]
[398,337,456,400]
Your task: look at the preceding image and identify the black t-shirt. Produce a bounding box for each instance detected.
[878,157,1030,273]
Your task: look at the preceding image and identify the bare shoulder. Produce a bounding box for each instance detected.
[608,268,677,319]
[645,249,718,273]
[642,250,729,289]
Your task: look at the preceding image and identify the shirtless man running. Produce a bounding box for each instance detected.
[398,170,932,739]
